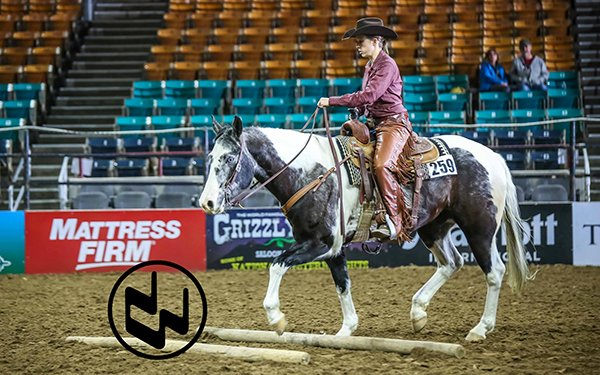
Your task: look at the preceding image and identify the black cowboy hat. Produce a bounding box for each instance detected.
[342,17,398,41]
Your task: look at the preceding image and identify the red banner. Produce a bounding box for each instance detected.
[25,210,206,274]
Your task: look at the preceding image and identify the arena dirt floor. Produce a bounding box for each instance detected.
[1,264,599,374]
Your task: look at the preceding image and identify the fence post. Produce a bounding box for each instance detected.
[23,128,31,210]
[569,121,576,202]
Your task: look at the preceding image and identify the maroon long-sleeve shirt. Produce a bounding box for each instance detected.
[329,52,407,118]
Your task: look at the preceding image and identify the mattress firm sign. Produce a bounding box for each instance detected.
[572,202,600,266]
[206,204,572,270]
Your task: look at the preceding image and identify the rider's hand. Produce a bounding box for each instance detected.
[317,98,329,108]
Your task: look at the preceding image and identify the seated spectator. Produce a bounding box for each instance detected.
[479,48,510,92]
[510,39,549,91]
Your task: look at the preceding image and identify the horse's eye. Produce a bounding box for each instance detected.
[226,156,235,164]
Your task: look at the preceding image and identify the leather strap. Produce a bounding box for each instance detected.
[357,147,372,203]
[281,154,351,216]
[323,107,347,241]
[411,156,425,228]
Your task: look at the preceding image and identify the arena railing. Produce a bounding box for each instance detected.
[0,116,598,210]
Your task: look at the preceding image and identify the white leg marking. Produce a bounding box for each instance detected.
[411,234,461,332]
[466,241,506,342]
[335,283,359,336]
[263,263,288,327]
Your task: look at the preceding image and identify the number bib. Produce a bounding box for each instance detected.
[426,154,458,179]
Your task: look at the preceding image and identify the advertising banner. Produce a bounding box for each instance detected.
[572,202,600,266]
[25,210,206,274]
[206,203,572,270]
[0,211,25,274]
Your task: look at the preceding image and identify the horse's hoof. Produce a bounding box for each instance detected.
[412,316,428,333]
[272,316,287,335]
[465,331,485,342]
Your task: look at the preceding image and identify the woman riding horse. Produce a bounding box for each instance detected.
[318,17,416,243]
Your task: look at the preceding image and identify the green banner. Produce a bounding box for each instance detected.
[0,211,24,274]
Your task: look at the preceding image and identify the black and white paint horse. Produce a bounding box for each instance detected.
[199,116,532,342]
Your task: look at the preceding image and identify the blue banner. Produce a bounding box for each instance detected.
[0,211,25,274]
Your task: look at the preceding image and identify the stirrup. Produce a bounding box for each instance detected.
[385,214,397,240]
[371,225,390,239]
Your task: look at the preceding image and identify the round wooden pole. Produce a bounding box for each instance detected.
[203,327,466,359]
[66,336,310,364]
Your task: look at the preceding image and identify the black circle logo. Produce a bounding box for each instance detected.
[107,260,207,360]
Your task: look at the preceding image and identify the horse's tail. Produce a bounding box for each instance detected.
[501,159,533,295]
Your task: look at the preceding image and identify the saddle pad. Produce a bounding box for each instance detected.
[419,138,457,180]
[335,136,362,187]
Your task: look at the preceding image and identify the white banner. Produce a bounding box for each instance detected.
[572,202,600,266]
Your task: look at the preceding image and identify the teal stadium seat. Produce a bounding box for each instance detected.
[548,71,578,89]
[164,80,196,99]
[289,113,321,129]
[403,92,437,111]
[297,96,319,113]
[476,110,511,124]
[479,91,511,110]
[232,98,261,115]
[330,77,362,96]
[330,112,351,126]
[409,111,429,125]
[223,114,256,126]
[134,81,163,98]
[191,114,218,149]
[438,92,470,112]
[403,76,435,93]
[189,98,221,115]
[151,115,186,142]
[116,116,150,138]
[256,114,287,128]
[512,90,546,109]
[429,111,465,124]
[263,97,295,114]
[436,75,469,93]
[0,118,24,145]
[157,98,188,116]
[511,109,546,124]
[197,80,231,99]
[13,83,44,101]
[548,88,580,109]
[0,84,11,101]
[4,100,35,124]
[546,108,582,120]
[125,98,156,116]
[298,79,328,97]
[267,79,296,98]
[236,80,267,99]
[461,131,490,145]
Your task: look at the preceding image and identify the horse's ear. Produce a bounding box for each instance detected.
[212,115,224,135]
[232,115,243,139]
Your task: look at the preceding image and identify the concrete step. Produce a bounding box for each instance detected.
[84,34,158,45]
[72,60,145,70]
[90,19,163,28]
[59,86,132,97]
[65,77,136,88]
[29,187,60,200]
[93,11,166,21]
[82,44,153,53]
[3,198,61,210]
[67,69,143,79]
[38,134,89,144]
[97,0,167,4]
[47,115,116,125]
[88,27,160,37]
[31,164,61,177]
[50,105,123,116]
[56,96,126,106]
[95,3,168,12]
[75,52,149,62]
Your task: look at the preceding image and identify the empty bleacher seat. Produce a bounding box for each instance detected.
[72,192,110,210]
[479,91,511,110]
[157,98,188,116]
[115,159,150,177]
[298,78,328,97]
[330,77,362,96]
[289,113,319,129]
[197,79,231,99]
[134,81,163,98]
[13,83,44,102]
[404,93,437,112]
[494,130,529,145]
[330,112,351,127]
[476,110,511,124]
[403,76,436,93]
[511,109,546,124]
[530,151,561,170]
[163,137,200,152]
[436,75,469,93]
[4,100,36,124]
[512,90,546,109]
[0,118,24,147]
[0,84,12,101]
[161,157,193,176]
[116,116,150,138]
[461,131,491,145]
[125,98,156,117]
[189,98,221,115]
[156,191,193,208]
[151,115,186,141]
[114,191,152,209]
[438,92,470,112]
[429,111,466,124]
[236,79,267,99]
[297,96,319,113]
[256,114,287,128]
[499,151,527,170]
[90,159,114,177]
[548,88,580,109]
[263,97,295,114]
[86,138,121,157]
[232,98,261,114]
[409,111,429,126]
[165,80,196,98]
[531,130,565,145]
[267,79,296,97]
[123,137,156,153]
[548,71,578,89]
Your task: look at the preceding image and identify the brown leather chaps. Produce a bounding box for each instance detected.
[373,112,416,243]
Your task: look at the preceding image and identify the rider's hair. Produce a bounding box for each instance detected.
[371,36,389,55]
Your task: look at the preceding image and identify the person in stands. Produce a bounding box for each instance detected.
[316,17,416,243]
[479,48,510,92]
[510,39,549,91]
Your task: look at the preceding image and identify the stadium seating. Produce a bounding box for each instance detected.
[493,130,529,145]
[436,75,469,93]
[256,114,287,128]
[404,93,437,112]
[123,137,157,154]
[512,91,547,110]
[263,97,295,114]
[236,80,267,99]
[479,91,511,110]
[117,117,149,138]
[161,158,193,176]
[531,184,568,201]
[403,76,436,93]
[189,98,221,115]
[511,109,547,124]
[165,80,196,98]
[86,138,121,157]
[125,99,156,117]
[163,137,200,152]
[438,92,470,112]
[461,131,491,145]
[499,151,527,170]
[476,110,511,125]
[134,81,163,98]
[548,88,580,109]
